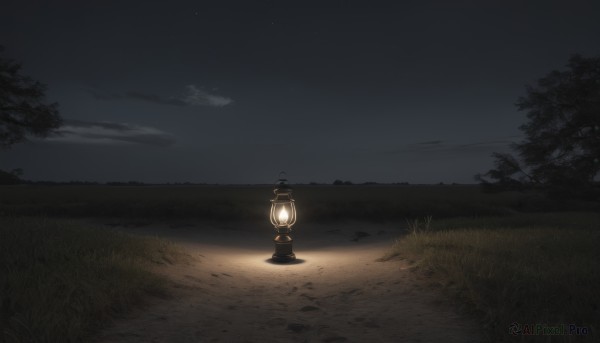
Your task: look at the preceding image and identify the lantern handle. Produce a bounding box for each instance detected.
[274,171,292,191]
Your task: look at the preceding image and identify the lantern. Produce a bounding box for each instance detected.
[270,173,297,262]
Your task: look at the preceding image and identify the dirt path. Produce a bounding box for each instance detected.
[96,221,482,343]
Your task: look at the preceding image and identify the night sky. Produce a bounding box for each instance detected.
[1,1,599,184]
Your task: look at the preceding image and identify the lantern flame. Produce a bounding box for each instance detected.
[278,207,289,224]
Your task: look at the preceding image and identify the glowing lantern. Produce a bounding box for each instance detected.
[270,172,297,262]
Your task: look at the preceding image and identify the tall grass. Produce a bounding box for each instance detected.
[383,213,600,342]
[0,217,190,342]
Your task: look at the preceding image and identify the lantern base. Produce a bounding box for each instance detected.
[272,252,296,263]
[272,232,296,263]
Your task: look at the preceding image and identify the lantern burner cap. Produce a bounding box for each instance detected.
[275,181,292,193]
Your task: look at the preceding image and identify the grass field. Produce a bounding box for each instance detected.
[382,212,600,342]
[1,185,598,342]
[0,217,191,342]
[1,184,597,221]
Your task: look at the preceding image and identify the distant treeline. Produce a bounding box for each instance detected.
[0,167,474,186]
[0,178,208,186]
[1,177,460,187]
[2,183,599,221]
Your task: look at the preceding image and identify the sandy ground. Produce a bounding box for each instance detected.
[96,221,482,343]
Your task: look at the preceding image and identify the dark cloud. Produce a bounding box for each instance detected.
[417,140,443,145]
[85,85,233,108]
[457,139,518,148]
[124,91,187,107]
[181,85,233,107]
[64,119,135,131]
[85,89,123,101]
[48,119,175,147]
[387,137,519,154]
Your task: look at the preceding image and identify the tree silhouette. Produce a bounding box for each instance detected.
[478,54,600,196]
[0,168,23,184]
[0,46,62,148]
